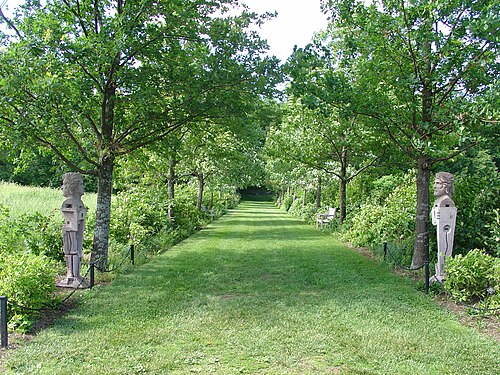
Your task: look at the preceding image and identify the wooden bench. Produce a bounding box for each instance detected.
[316,207,337,229]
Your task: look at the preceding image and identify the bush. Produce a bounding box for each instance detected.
[0,252,57,331]
[288,199,317,223]
[443,150,500,256]
[0,204,22,254]
[342,203,384,247]
[444,249,499,306]
[282,194,294,211]
[109,182,239,268]
[111,184,171,245]
[342,172,416,263]
[0,203,78,263]
[15,212,63,261]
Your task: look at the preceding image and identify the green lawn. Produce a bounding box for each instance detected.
[2,200,499,374]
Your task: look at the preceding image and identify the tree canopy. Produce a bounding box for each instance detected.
[0,0,281,267]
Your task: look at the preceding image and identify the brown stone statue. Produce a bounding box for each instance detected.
[430,172,457,283]
[57,172,89,288]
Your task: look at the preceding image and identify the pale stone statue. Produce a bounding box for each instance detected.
[430,172,457,283]
[57,172,89,288]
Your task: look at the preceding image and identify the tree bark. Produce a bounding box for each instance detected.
[412,33,433,268]
[167,159,177,221]
[209,190,214,209]
[91,155,114,270]
[316,175,322,209]
[339,148,348,223]
[412,156,431,267]
[91,73,116,269]
[196,173,204,210]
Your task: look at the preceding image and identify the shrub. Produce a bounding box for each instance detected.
[444,150,500,255]
[444,249,499,305]
[282,194,294,211]
[342,172,415,261]
[0,205,66,262]
[15,212,63,261]
[342,203,384,247]
[0,252,57,331]
[111,184,171,245]
[0,204,22,254]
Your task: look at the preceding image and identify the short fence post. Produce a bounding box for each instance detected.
[424,261,430,294]
[89,263,95,289]
[130,244,135,266]
[1,296,8,348]
[383,242,388,262]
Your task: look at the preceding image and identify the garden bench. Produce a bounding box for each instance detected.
[316,207,337,229]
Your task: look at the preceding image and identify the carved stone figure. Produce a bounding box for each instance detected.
[57,172,89,288]
[430,172,457,283]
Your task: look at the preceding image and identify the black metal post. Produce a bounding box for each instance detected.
[89,264,95,289]
[130,244,135,266]
[1,296,8,348]
[424,261,430,294]
[383,242,387,262]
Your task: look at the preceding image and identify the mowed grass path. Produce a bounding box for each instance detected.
[3,201,499,374]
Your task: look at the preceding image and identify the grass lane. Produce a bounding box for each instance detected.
[2,200,499,374]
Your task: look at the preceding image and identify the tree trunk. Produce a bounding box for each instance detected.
[90,73,116,269]
[302,189,307,208]
[196,173,204,210]
[91,155,114,270]
[278,188,284,207]
[167,159,177,221]
[209,191,214,209]
[339,148,348,223]
[316,175,322,209]
[412,32,433,268]
[412,156,431,267]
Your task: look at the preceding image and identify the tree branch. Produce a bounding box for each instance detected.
[62,0,89,37]
[0,6,22,39]
[430,141,477,164]
[435,40,491,106]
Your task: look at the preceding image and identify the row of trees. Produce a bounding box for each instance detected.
[266,0,499,265]
[1,0,498,270]
[0,0,281,268]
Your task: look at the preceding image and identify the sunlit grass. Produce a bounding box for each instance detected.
[1,201,499,374]
[0,182,97,218]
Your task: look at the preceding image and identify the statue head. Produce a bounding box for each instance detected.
[62,172,84,198]
[434,172,454,198]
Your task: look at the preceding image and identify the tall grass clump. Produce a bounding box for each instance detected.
[0,181,97,218]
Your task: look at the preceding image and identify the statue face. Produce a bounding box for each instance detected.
[434,178,449,197]
[62,175,84,198]
[62,182,71,197]
[74,180,84,196]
